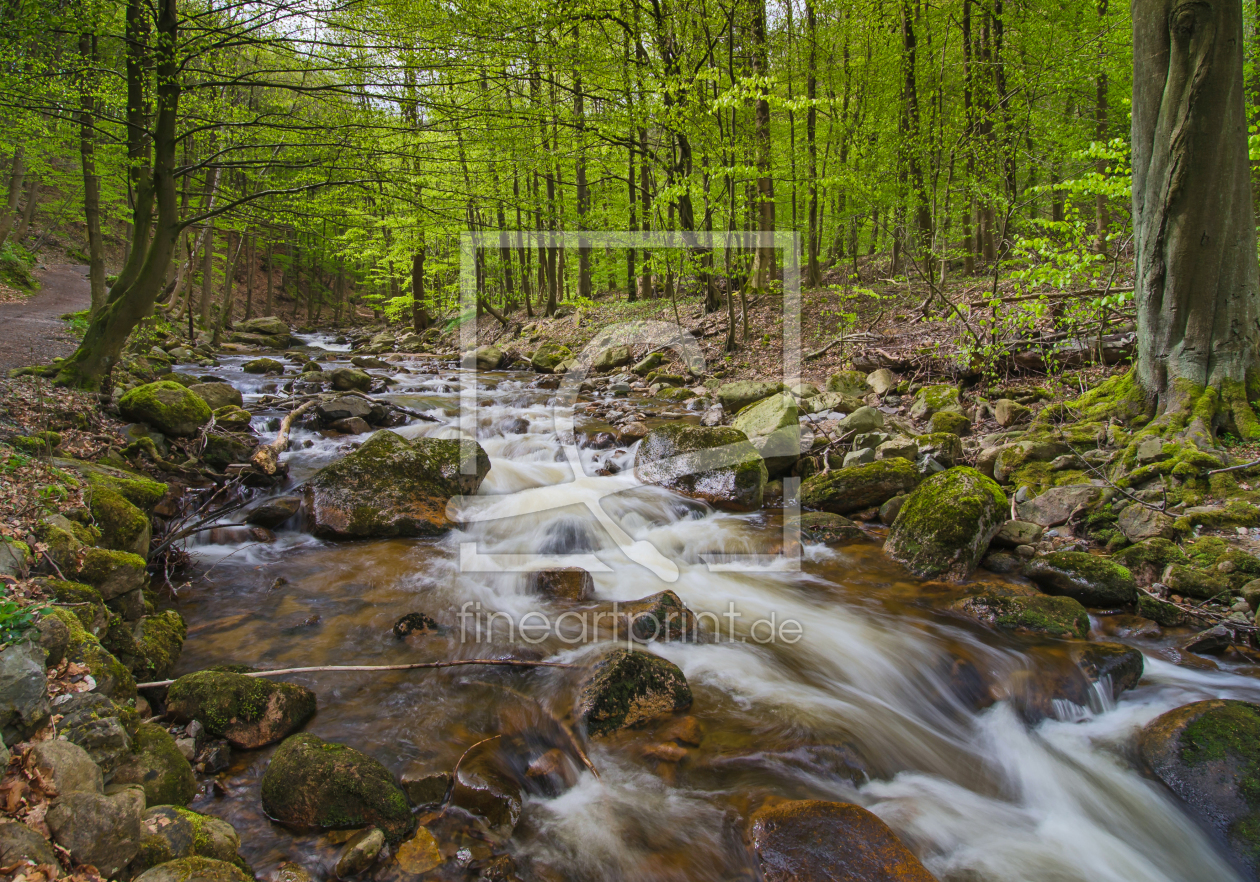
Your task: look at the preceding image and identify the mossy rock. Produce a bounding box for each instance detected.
[133,856,252,882]
[793,512,865,544]
[886,467,1007,581]
[928,410,971,437]
[112,723,197,807]
[825,371,871,397]
[10,432,60,455]
[1137,595,1186,626]
[304,430,491,539]
[132,806,246,876]
[731,392,801,476]
[187,382,243,411]
[1114,538,1187,584]
[133,611,187,681]
[530,342,572,373]
[260,733,414,842]
[201,434,253,470]
[914,432,963,467]
[74,547,147,601]
[211,406,252,433]
[1024,551,1137,607]
[716,380,786,414]
[575,648,692,737]
[86,484,151,557]
[634,424,767,512]
[102,612,143,671]
[1139,700,1260,874]
[1162,564,1231,600]
[35,515,87,573]
[909,384,961,420]
[799,458,920,516]
[119,381,213,437]
[955,593,1090,639]
[992,440,1071,486]
[241,358,284,375]
[46,607,137,701]
[656,386,695,402]
[78,467,168,513]
[166,670,316,749]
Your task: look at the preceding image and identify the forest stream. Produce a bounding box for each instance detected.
[161,336,1259,882]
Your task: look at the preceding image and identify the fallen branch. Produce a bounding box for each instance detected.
[250,400,317,474]
[965,286,1135,309]
[136,658,575,689]
[804,332,884,362]
[1208,458,1260,476]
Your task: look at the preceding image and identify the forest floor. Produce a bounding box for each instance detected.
[0,263,90,371]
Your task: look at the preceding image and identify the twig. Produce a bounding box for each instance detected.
[41,551,65,580]
[1208,458,1260,476]
[135,658,575,689]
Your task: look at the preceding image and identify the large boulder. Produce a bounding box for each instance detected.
[54,692,138,777]
[747,800,935,882]
[462,345,504,371]
[86,483,151,556]
[716,381,785,414]
[799,458,920,515]
[304,431,491,539]
[120,381,213,437]
[187,382,243,412]
[591,344,633,372]
[0,642,50,743]
[260,733,413,842]
[242,357,285,375]
[826,371,871,397]
[634,425,767,512]
[531,342,573,373]
[1116,504,1178,541]
[885,467,1007,581]
[132,806,244,876]
[315,395,372,424]
[954,593,1090,639]
[575,648,692,737]
[1139,700,1260,875]
[244,496,301,529]
[47,785,146,877]
[1024,551,1137,607]
[1016,485,1103,527]
[731,392,800,477]
[111,722,197,807]
[166,670,316,749]
[134,857,252,882]
[330,367,372,392]
[616,590,701,642]
[909,384,961,421]
[236,316,289,337]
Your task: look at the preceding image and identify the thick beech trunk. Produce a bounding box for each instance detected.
[1132,0,1260,413]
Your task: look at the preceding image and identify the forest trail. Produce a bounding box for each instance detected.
[0,264,89,372]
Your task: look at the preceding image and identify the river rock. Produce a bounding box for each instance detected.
[1139,700,1260,874]
[994,399,1031,426]
[799,458,920,516]
[132,806,244,875]
[527,567,594,601]
[1015,484,1103,527]
[618,590,701,642]
[237,316,289,337]
[54,691,137,777]
[244,496,301,529]
[993,440,1072,484]
[47,607,137,701]
[0,642,50,743]
[634,424,767,512]
[0,819,59,869]
[28,739,103,795]
[166,670,316,749]
[75,547,147,601]
[47,785,146,877]
[260,733,413,842]
[401,769,452,807]
[120,381,213,437]
[242,358,285,375]
[87,483,151,556]
[330,367,372,392]
[134,857,253,882]
[747,800,936,882]
[37,613,69,666]
[112,722,197,806]
[731,392,800,476]
[794,512,865,544]
[531,342,573,373]
[592,344,633,372]
[1117,504,1178,541]
[631,352,663,375]
[392,613,440,637]
[885,467,1007,581]
[133,610,187,681]
[576,648,692,736]
[451,738,524,835]
[866,368,897,395]
[826,371,871,396]
[304,430,491,538]
[187,383,243,411]
[463,345,504,371]
[1024,551,1137,607]
[955,593,1090,639]
[909,384,961,421]
[1070,641,1144,698]
[837,406,884,435]
[334,827,385,878]
[315,395,372,423]
[929,410,971,436]
[716,380,785,414]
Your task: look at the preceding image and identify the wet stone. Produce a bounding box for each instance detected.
[393,612,441,638]
[527,567,595,601]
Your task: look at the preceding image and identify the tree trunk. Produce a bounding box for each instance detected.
[0,148,24,251]
[1132,0,1260,425]
[805,0,821,288]
[79,33,107,316]
[412,247,430,332]
[199,226,215,328]
[750,0,775,288]
[15,175,38,242]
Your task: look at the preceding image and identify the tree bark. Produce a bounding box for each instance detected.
[412,247,430,332]
[1133,0,1260,417]
[15,175,38,242]
[0,149,24,251]
[79,33,107,316]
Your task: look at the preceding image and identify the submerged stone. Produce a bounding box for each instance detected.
[954,593,1090,639]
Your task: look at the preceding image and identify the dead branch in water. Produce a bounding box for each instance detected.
[136,658,575,689]
[250,400,317,474]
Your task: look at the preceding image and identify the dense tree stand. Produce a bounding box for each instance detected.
[1131,0,1260,440]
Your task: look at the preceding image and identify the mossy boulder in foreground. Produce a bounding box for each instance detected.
[1024,551,1137,607]
[119,381,213,437]
[166,670,316,749]
[575,648,692,736]
[134,857,252,882]
[799,457,920,516]
[111,722,196,807]
[885,467,1007,581]
[86,483,150,556]
[1139,700,1260,875]
[304,430,491,539]
[634,424,767,511]
[131,806,246,876]
[260,733,414,842]
[747,800,936,882]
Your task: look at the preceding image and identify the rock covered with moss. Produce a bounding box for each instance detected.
[260,733,414,842]
[133,611,186,681]
[885,467,1007,580]
[304,430,491,539]
[166,670,316,749]
[86,483,150,556]
[46,607,137,701]
[131,806,247,877]
[187,382,242,411]
[1139,700,1260,875]
[242,357,284,375]
[531,342,572,373]
[112,722,197,807]
[730,392,800,476]
[1024,551,1137,607]
[954,592,1090,639]
[799,458,920,516]
[120,381,213,437]
[716,380,785,414]
[909,383,961,420]
[634,424,767,511]
[793,512,865,544]
[74,547,148,603]
[134,856,253,882]
[575,648,692,736]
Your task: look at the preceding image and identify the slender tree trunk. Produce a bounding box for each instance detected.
[0,148,25,251]
[1132,0,1260,423]
[199,226,215,328]
[412,247,429,332]
[805,1,821,288]
[265,239,274,315]
[243,231,255,320]
[1094,0,1111,253]
[15,176,38,242]
[750,0,775,288]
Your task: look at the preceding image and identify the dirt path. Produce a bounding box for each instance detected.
[0,265,91,372]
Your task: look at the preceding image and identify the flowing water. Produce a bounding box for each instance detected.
[171,340,1260,881]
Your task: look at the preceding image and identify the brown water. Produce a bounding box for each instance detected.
[171,337,1260,881]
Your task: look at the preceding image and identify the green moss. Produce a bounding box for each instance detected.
[827,371,872,396]
[887,467,1007,580]
[577,649,693,736]
[960,593,1090,639]
[1058,369,1150,424]
[133,610,186,681]
[1137,595,1186,626]
[114,722,196,806]
[1173,499,1260,534]
[75,546,147,590]
[1180,702,1260,858]
[800,457,920,515]
[46,606,137,701]
[47,579,104,606]
[86,484,150,555]
[167,671,275,734]
[86,471,167,512]
[1115,538,1187,573]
